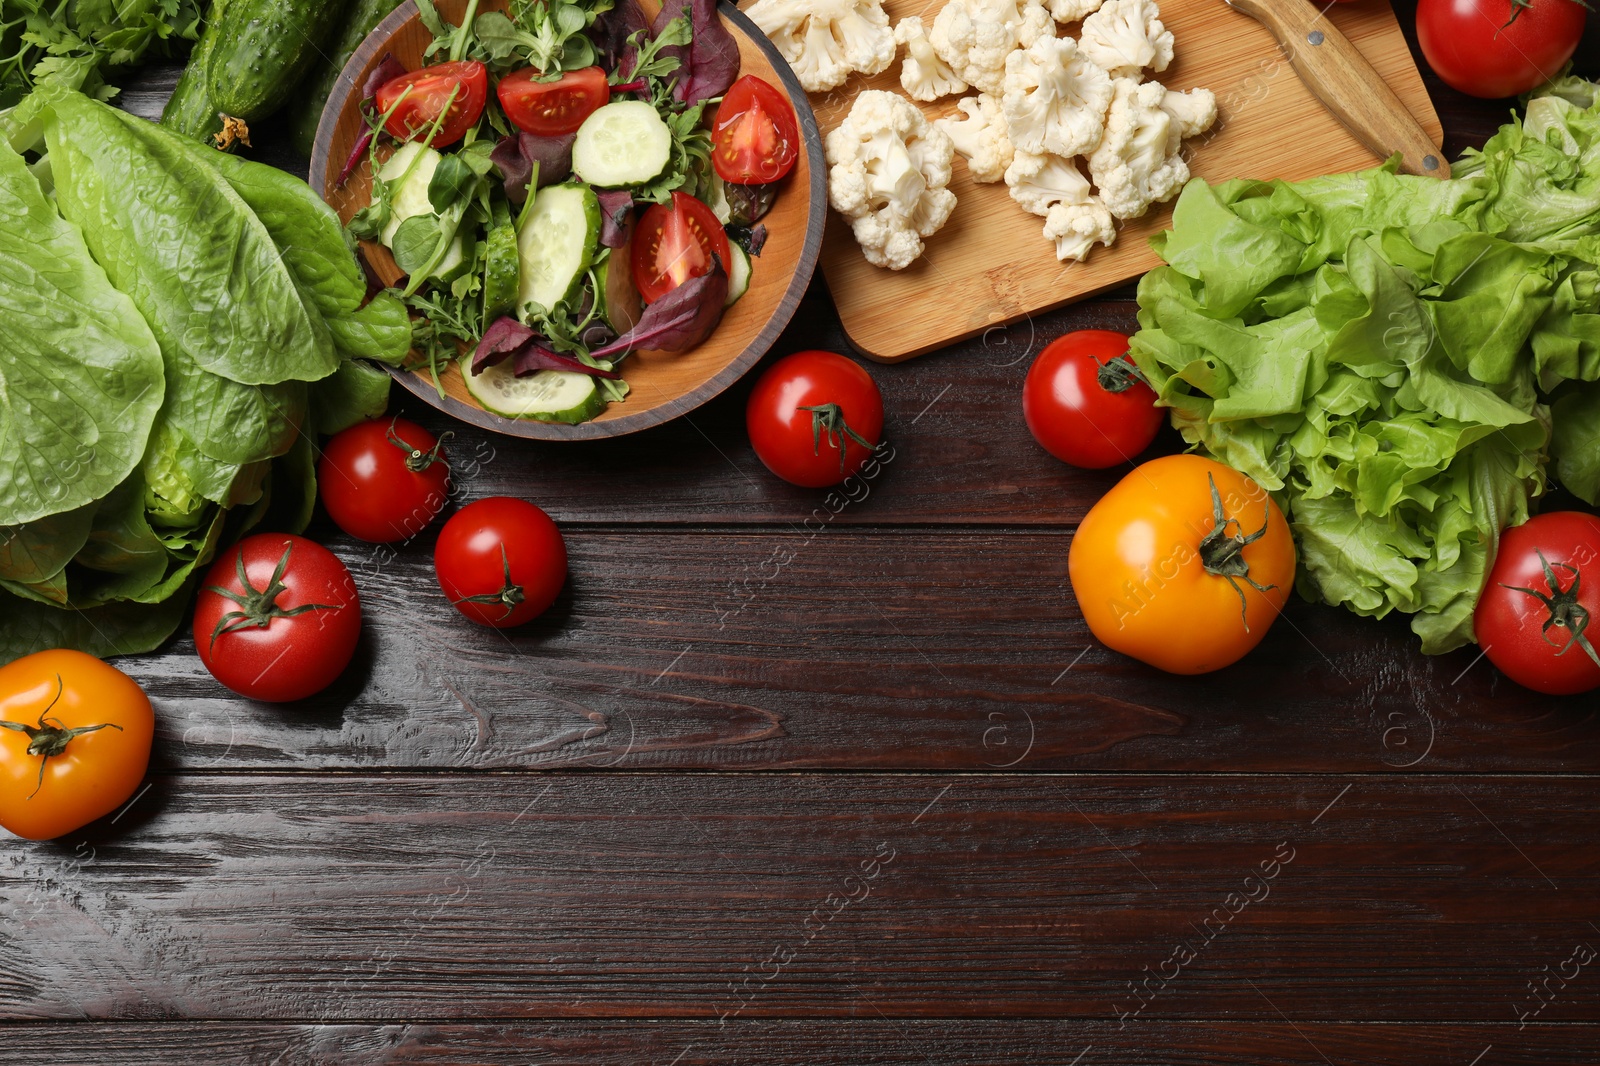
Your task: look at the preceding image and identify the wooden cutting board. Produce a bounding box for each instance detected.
[793,0,1442,362]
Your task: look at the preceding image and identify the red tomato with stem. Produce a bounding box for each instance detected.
[712,75,800,184]
[499,66,610,136]
[1417,0,1586,99]
[194,535,362,703]
[319,417,452,544]
[747,350,885,488]
[632,191,732,303]
[1474,512,1600,695]
[375,60,489,147]
[1023,330,1163,469]
[435,498,567,628]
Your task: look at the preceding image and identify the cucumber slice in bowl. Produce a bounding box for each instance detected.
[461,355,607,424]
[572,101,672,188]
[725,242,751,308]
[518,183,600,315]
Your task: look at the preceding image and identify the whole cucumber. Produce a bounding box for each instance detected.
[160,0,231,143]
[206,0,352,123]
[288,0,404,158]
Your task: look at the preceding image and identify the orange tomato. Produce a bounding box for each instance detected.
[0,650,154,841]
[1069,454,1296,675]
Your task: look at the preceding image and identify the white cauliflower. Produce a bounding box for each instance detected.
[747,0,897,93]
[825,90,958,270]
[1047,0,1105,22]
[1044,199,1116,261]
[1088,77,1188,219]
[1000,35,1113,158]
[934,92,1013,183]
[1003,152,1114,260]
[928,0,1054,95]
[1078,0,1174,81]
[1161,85,1218,139]
[894,16,967,101]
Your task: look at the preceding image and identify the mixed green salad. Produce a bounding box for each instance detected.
[339,0,801,424]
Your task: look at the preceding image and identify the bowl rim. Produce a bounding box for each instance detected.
[309,0,827,442]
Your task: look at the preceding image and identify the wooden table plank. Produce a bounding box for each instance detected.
[4,1021,1597,1065]
[5,775,1596,1022]
[121,529,1599,773]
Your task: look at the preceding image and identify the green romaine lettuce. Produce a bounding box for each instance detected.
[0,134,164,527]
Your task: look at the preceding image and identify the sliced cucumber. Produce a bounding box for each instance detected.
[517,182,600,315]
[462,355,607,424]
[481,218,521,329]
[725,242,751,308]
[379,141,464,279]
[571,101,672,188]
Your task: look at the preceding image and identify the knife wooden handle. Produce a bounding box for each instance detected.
[1227,0,1449,178]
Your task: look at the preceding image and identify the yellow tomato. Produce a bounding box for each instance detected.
[1069,455,1296,675]
[0,649,154,841]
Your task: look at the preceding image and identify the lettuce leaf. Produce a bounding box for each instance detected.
[1133,79,1600,653]
[0,134,164,527]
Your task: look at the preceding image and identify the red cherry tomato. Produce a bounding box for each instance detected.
[375,60,489,148]
[1474,512,1600,695]
[1417,0,1586,99]
[712,75,800,184]
[498,65,610,136]
[435,498,567,628]
[631,191,732,303]
[1023,330,1163,469]
[193,535,362,703]
[318,417,451,544]
[747,350,885,488]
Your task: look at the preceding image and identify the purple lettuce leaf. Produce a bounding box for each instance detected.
[597,190,633,248]
[651,0,740,105]
[338,54,412,185]
[491,132,576,204]
[590,0,651,80]
[472,317,622,379]
[590,261,728,358]
[513,343,622,379]
[747,222,768,256]
[471,316,538,374]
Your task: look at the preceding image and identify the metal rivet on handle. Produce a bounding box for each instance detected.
[1424,155,1440,171]
[1308,30,1325,45]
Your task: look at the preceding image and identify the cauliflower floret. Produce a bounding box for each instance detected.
[1003,151,1081,213]
[1088,77,1188,220]
[1044,199,1116,261]
[1161,85,1218,139]
[1078,0,1174,81]
[1000,35,1113,158]
[826,90,958,270]
[747,0,897,92]
[895,16,967,101]
[928,0,1054,95]
[934,92,1013,183]
[1047,0,1105,22]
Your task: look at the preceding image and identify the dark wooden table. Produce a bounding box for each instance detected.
[8,8,1600,1063]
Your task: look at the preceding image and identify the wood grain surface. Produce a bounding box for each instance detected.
[803,0,1444,361]
[9,8,1599,1064]
[316,0,828,440]
[4,775,1598,1022]
[8,1022,1600,1065]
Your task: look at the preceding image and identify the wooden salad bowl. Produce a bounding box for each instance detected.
[311,0,826,440]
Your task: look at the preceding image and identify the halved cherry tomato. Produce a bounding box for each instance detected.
[712,75,799,184]
[631,191,732,303]
[499,65,611,136]
[375,60,489,148]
